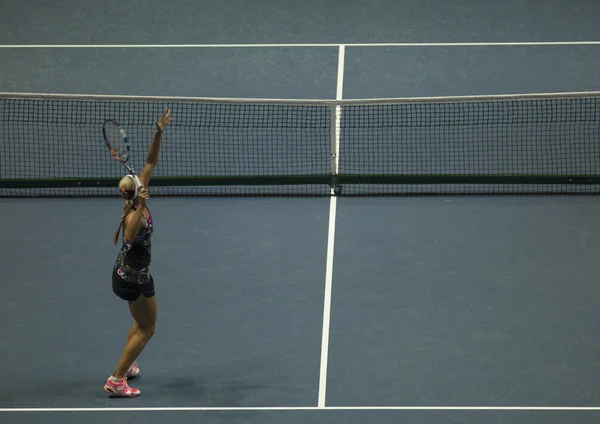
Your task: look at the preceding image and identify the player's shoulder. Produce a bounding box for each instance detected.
[124,208,143,226]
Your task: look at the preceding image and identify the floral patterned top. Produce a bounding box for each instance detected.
[115,208,153,284]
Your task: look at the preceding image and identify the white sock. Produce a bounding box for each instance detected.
[110,375,123,382]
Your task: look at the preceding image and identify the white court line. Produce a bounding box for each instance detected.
[317,44,345,409]
[2,41,600,48]
[2,406,600,412]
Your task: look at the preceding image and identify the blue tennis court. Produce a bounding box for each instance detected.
[2,1,600,423]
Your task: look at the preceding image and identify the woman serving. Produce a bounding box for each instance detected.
[104,108,172,398]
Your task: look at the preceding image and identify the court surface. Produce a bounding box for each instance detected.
[3,1,600,423]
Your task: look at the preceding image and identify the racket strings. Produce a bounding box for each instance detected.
[104,123,130,163]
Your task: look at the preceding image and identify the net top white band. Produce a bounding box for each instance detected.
[2,91,600,105]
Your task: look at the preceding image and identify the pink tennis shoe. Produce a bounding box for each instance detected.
[126,362,140,379]
[104,362,141,397]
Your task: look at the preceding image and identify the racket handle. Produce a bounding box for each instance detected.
[133,175,143,189]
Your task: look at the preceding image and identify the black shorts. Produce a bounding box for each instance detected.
[112,267,156,301]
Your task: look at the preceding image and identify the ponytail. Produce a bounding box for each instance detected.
[113,200,134,245]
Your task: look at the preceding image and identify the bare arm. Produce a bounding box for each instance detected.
[139,108,173,187]
[122,188,150,243]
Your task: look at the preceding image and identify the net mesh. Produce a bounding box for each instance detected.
[1,93,600,197]
[339,98,600,195]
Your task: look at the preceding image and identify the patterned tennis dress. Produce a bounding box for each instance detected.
[114,209,153,284]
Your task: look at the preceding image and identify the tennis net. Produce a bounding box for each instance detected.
[1,92,600,197]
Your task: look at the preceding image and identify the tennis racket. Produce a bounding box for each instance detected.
[102,119,142,191]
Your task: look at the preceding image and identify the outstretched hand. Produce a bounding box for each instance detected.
[155,108,173,133]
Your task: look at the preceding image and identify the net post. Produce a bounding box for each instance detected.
[329,101,341,195]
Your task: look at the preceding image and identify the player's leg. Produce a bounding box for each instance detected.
[111,294,157,379]
[104,272,157,397]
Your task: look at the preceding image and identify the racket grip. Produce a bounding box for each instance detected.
[133,175,143,188]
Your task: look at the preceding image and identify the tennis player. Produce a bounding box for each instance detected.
[104,108,173,397]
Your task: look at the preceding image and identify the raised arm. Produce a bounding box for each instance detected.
[122,186,153,243]
[139,108,173,187]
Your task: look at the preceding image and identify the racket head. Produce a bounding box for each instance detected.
[103,119,131,165]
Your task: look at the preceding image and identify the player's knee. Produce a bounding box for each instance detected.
[139,325,155,340]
